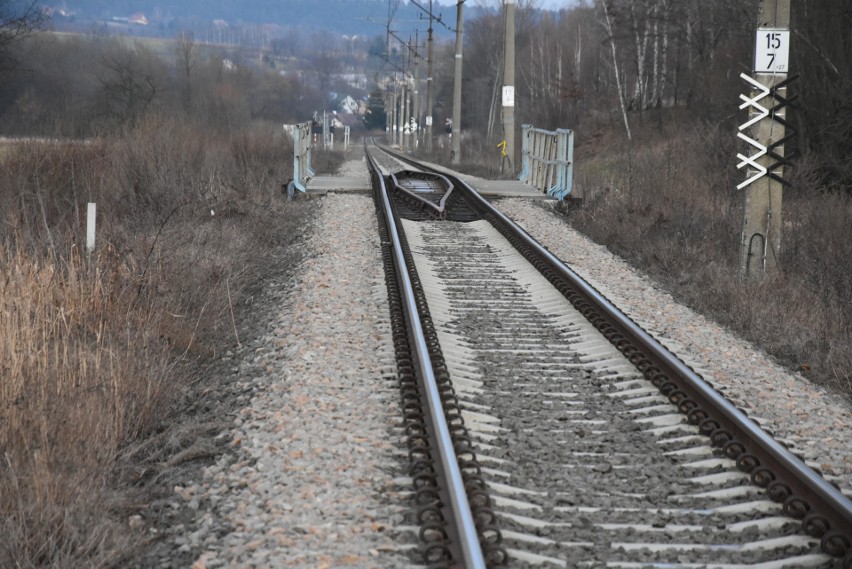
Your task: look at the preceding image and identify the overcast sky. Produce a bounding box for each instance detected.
[435,0,581,10]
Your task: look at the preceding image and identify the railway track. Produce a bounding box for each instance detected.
[366,142,851,568]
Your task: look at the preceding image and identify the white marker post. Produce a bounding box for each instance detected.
[86,202,96,253]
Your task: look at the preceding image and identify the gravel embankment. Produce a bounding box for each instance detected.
[154,189,410,568]
[138,152,848,568]
[497,198,852,489]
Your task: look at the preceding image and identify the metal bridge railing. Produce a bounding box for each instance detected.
[518,124,574,200]
[284,122,315,193]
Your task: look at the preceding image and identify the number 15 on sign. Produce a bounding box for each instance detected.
[755,28,790,73]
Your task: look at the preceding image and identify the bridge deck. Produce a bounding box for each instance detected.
[306,158,553,200]
[306,176,372,194]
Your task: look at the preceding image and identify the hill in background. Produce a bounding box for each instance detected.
[45,0,470,38]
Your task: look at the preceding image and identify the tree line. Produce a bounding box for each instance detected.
[0,34,322,137]
[430,0,852,188]
[4,0,852,189]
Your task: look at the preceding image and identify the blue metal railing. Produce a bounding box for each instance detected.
[284,122,314,193]
[519,124,574,200]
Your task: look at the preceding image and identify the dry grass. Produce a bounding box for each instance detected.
[0,115,306,566]
[0,244,173,567]
[563,122,852,397]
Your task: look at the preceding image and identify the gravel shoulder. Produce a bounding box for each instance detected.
[136,189,410,568]
[496,198,852,490]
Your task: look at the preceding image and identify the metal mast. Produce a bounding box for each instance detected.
[425,0,435,152]
[502,0,516,170]
[451,1,465,164]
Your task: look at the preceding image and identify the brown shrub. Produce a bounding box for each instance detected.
[0,243,174,567]
[564,123,852,396]
[0,115,307,565]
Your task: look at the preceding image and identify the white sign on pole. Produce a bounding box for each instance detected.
[502,86,515,107]
[754,28,790,73]
[425,116,433,127]
[86,203,96,253]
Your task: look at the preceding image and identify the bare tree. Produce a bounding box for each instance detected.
[601,0,632,140]
[308,30,341,103]
[0,0,43,71]
[175,31,199,113]
[95,42,167,126]
[792,0,852,186]
[650,0,671,108]
[461,10,504,143]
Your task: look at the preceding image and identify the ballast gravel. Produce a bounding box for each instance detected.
[496,198,852,491]
[164,191,410,568]
[142,153,849,568]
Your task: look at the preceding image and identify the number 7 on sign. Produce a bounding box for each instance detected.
[755,28,789,73]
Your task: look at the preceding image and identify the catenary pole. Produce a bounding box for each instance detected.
[451,1,465,164]
[425,0,435,152]
[413,31,420,148]
[401,80,408,150]
[502,0,516,171]
[739,0,790,277]
[391,87,398,146]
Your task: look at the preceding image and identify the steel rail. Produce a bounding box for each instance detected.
[389,170,455,218]
[367,149,487,569]
[464,180,852,542]
[377,143,852,565]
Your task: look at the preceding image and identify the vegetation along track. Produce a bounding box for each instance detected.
[365,142,852,568]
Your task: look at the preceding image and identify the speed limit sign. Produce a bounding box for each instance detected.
[755,28,790,73]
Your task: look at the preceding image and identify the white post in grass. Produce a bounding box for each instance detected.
[86,202,96,253]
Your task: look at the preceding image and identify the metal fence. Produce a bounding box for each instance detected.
[518,125,574,200]
[284,122,314,193]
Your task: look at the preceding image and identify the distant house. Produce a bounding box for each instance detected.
[335,112,366,132]
[42,7,76,19]
[112,13,148,26]
[340,96,358,114]
[338,73,368,90]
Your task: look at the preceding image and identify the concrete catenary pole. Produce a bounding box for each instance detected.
[740,0,790,277]
[425,1,435,152]
[502,0,516,171]
[401,81,408,150]
[409,32,422,146]
[390,87,398,147]
[451,1,465,164]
